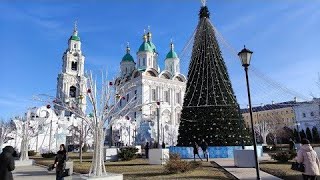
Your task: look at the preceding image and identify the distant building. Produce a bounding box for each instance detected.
[241,100,297,128]
[112,30,186,146]
[293,98,320,131]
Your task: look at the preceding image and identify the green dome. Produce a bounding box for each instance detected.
[70,35,80,41]
[138,42,153,52]
[148,41,156,52]
[122,53,134,62]
[166,50,178,59]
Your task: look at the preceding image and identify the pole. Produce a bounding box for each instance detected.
[237,105,245,150]
[157,107,160,149]
[129,126,131,146]
[244,66,260,180]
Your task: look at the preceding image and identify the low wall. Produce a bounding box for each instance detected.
[169,146,263,159]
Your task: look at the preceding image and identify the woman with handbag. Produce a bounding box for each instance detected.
[296,139,320,180]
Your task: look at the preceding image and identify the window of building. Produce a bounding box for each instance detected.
[74,44,77,49]
[134,90,137,100]
[152,89,156,101]
[120,99,122,107]
[176,92,181,104]
[69,86,76,98]
[143,58,146,66]
[286,110,288,114]
[311,112,314,116]
[134,112,137,118]
[127,94,129,102]
[71,62,78,71]
[303,113,306,118]
[164,91,170,103]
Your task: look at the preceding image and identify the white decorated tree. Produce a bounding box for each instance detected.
[12,108,50,161]
[37,72,138,177]
[0,119,13,152]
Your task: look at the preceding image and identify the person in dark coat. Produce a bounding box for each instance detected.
[54,144,67,180]
[144,142,149,159]
[200,139,209,162]
[0,146,15,180]
[193,142,202,161]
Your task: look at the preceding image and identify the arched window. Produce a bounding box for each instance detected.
[69,86,76,98]
[143,58,145,66]
[74,44,77,49]
[71,62,77,71]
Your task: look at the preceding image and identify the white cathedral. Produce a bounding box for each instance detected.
[3,26,186,152]
[112,31,186,146]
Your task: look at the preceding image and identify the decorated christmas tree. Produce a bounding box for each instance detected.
[177,5,252,146]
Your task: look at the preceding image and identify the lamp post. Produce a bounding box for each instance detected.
[238,46,260,180]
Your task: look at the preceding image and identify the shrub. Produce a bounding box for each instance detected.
[117,147,138,161]
[41,152,57,158]
[164,153,201,174]
[271,151,294,162]
[28,150,37,156]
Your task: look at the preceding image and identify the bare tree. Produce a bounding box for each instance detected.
[36,72,138,177]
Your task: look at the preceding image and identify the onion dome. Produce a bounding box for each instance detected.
[69,21,80,41]
[166,42,178,59]
[122,43,134,62]
[138,32,156,53]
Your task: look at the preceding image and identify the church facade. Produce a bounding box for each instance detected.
[112,31,186,146]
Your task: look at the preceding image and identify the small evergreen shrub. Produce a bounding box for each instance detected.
[117,147,138,161]
[41,152,57,158]
[271,151,294,162]
[28,150,37,156]
[164,153,201,174]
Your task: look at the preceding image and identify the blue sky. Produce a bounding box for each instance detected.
[1,1,320,119]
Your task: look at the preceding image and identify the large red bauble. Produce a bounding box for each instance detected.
[87,89,91,93]
[156,101,160,106]
[109,82,113,86]
[46,104,51,109]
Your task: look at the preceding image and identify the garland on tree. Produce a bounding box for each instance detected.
[177,5,252,146]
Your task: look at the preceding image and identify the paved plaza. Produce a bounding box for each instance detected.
[12,157,284,180]
[13,165,81,180]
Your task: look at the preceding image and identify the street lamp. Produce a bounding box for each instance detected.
[238,46,260,180]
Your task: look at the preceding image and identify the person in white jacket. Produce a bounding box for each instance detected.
[296,138,320,180]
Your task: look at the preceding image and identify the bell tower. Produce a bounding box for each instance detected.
[55,22,87,116]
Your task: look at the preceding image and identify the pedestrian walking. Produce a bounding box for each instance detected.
[201,139,209,162]
[0,146,15,180]
[296,138,320,180]
[54,144,67,180]
[193,142,202,161]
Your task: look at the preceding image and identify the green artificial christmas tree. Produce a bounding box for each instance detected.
[177,5,252,146]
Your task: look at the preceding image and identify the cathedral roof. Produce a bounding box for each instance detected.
[138,32,156,53]
[70,35,80,41]
[138,42,153,52]
[166,42,178,59]
[122,43,135,62]
[122,53,134,62]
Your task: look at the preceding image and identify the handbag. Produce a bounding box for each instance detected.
[291,162,305,172]
[62,168,70,177]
